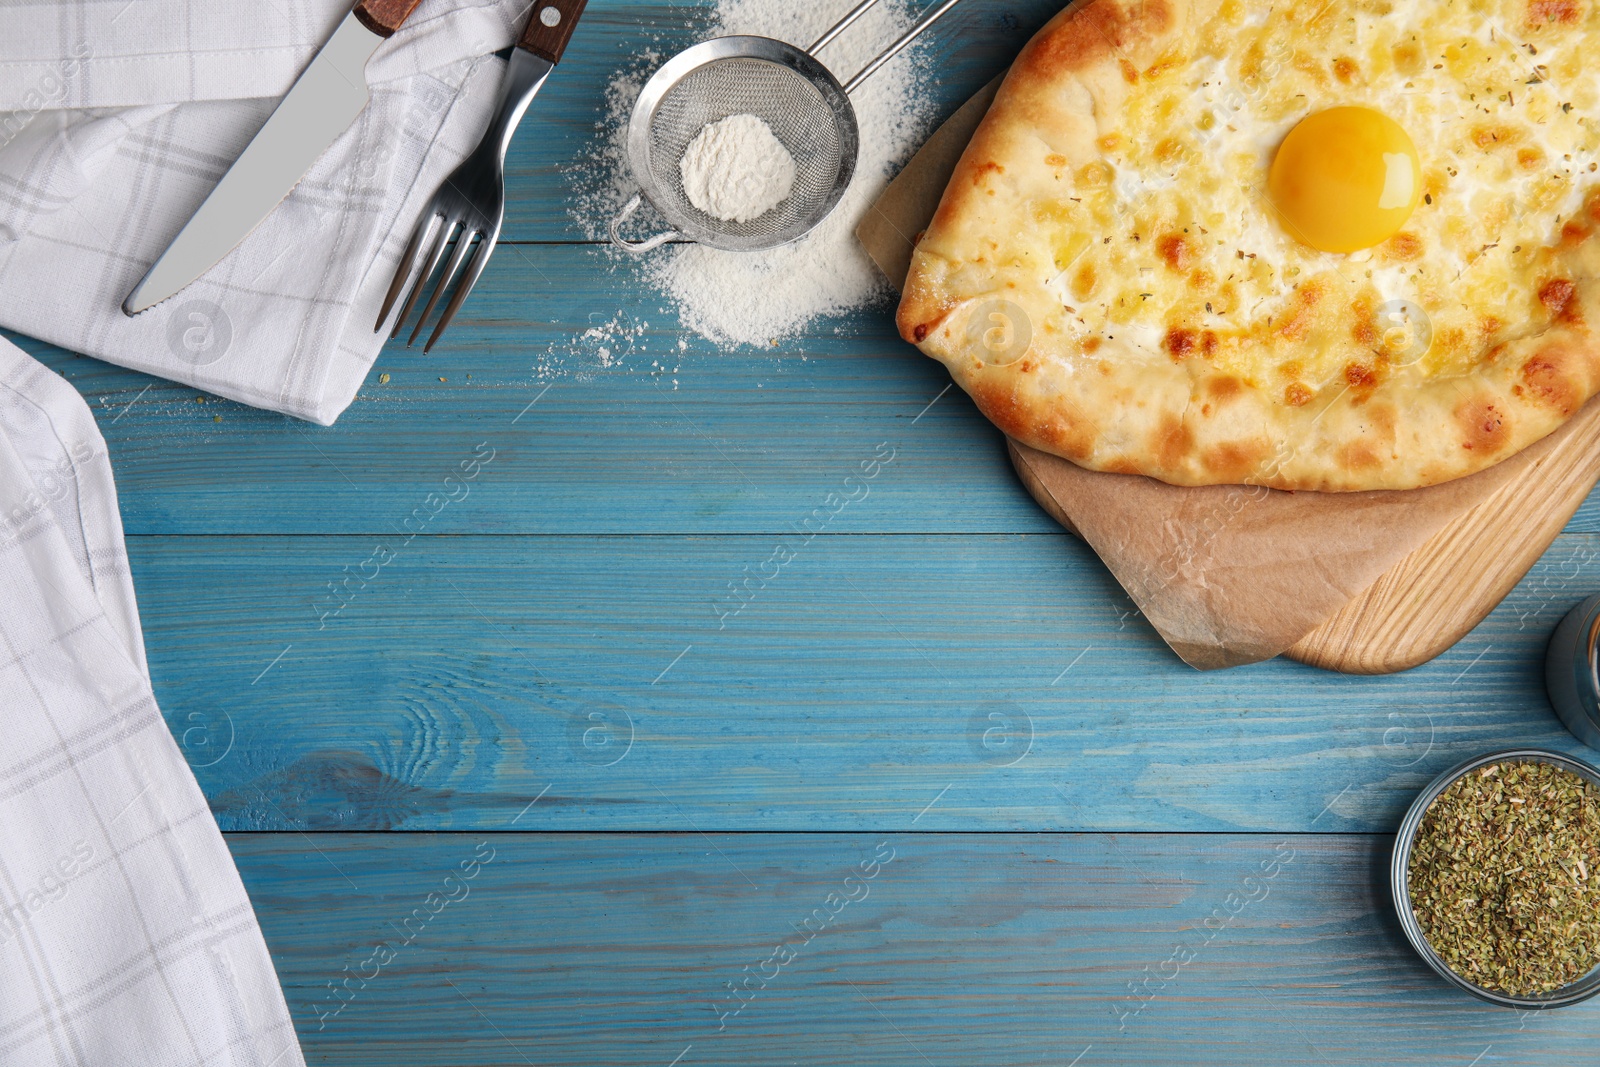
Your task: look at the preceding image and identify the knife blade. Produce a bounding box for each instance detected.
[123,0,423,315]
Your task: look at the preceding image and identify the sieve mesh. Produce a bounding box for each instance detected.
[644,57,848,248]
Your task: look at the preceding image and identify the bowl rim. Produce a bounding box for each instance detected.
[1391,746,1600,1009]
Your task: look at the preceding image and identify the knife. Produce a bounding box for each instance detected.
[122,0,425,315]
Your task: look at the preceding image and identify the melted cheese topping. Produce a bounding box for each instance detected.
[1027,0,1600,404]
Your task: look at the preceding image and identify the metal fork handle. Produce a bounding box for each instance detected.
[609,192,680,255]
[477,48,557,168]
[843,0,964,94]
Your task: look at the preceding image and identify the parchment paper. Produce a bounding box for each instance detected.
[857,78,1598,670]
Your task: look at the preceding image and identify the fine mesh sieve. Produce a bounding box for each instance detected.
[609,0,963,254]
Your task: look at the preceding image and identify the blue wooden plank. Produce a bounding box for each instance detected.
[14,291,1600,539]
[4,261,1062,537]
[233,831,1600,1067]
[10,2,1597,1061]
[136,531,1600,833]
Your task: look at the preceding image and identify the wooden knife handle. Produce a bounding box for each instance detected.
[517,0,589,64]
[352,0,426,37]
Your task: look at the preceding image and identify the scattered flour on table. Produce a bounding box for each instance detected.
[679,113,798,222]
[570,0,936,348]
[533,312,658,384]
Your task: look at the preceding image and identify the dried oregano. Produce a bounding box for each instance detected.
[1408,760,1600,996]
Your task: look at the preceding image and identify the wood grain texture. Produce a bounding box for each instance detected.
[1288,410,1600,674]
[5,2,1599,1060]
[20,274,1600,537]
[5,281,1054,537]
[131,533,1599,832]
[236,833,1600,1066]
[1012,409,1600,675]
[518,0,590,64]
[352,0,425,37]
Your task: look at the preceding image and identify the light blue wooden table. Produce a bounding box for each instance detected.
[9,1,1600,1062]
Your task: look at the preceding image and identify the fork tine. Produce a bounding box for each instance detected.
[392,217,458,340]
[406,226,477,348]
[423,232,497,353]
[375,213,440,333]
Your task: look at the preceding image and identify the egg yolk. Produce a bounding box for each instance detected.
[1268,107,1422,254]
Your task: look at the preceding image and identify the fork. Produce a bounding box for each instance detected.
[376,0,588,351]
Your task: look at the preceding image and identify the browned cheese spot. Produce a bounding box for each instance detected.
[972,161,1005,188]
[1471,124,1521,151]
[1144,47,1184,80]
[1290,49,1330,87]
[1521,348,1581,413]
[1456,397,1511,452]
[1206,375,1243,403]
[1338,441,1382,471]
[1345,362,1377,389]
[1528,0,1581,25]
[1332,56,1359,83]
[1157,234,1191,271]
[1540,278,1581,323]
[1078,161,1114,187]
[1351,307,1379,348]
[1434,326,1474,362]
[1200,441,1267,481]
[1164,328,1196,360]
[1072,262,1099,300]
[1369,403,1398,440]
[1156,414,1195,468]
[1284,382,1314,407]
[1382,232,1424,261]
[1391,41,1424,75]
[1278,283,1324,342]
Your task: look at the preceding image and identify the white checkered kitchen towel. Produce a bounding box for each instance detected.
[0,0,536,424]
[0,335,305,1066]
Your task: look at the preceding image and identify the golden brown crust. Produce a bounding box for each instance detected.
[898,0,1600,491]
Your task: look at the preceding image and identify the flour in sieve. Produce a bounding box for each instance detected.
[571,0,936,348]
[680,114,797,223]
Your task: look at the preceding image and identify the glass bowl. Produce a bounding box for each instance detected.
[1391,747,1600,1009]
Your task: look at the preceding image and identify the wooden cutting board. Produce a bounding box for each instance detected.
[1009,408,1600,674]
[1282,415,1600,673]
[864,77,1600,675]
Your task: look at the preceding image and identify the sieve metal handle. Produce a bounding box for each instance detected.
[842,0,964,94]
[609,192,681,255]
[809,0,883,53]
